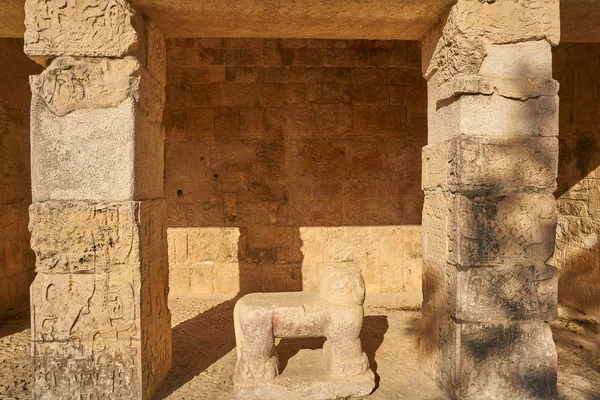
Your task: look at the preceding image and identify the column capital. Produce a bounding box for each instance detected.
[422,0,560,84]
[24,0,140,61]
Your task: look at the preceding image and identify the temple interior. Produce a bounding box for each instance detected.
[1,0,600,399]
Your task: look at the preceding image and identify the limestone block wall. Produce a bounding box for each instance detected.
[164,38,426,295]
[553,43,600,318]
[0,39,41,316]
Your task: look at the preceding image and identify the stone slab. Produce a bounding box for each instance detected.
[424,1,559,84]
[29,200,171,399]
[423,261,558,322]
[234,349,375,400]
[428,91,559,144]
[423,136,558,194]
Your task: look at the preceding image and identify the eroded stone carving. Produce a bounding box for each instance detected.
[31,56,139,117]
[422,193,556,267]
[233,267,374,399]
[421,3,560,395]
[29,57,165,203]
[424,0,560,84]
[24,0,139,59]
[438,320,557,399]
[30,200,171,399]
[424,262,558,322]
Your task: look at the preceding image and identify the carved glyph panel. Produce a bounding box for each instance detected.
[423,136,558,193]
[29,201,142,274]
[24,0,138,58]
[453,264,557,322]
[423,193,556,267]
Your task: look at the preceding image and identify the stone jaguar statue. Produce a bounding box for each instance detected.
[233,266,371,385]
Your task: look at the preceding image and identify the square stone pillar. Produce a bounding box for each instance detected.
[421,1,560,399]
[24,1,171,399]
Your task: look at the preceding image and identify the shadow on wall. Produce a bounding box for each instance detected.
[553,43,600,318]
[163,37,427,296]
[418,51,564,399]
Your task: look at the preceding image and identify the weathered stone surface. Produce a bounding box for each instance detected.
[24,0,138,59]
[234,267,374,399]
[30,56,165,202]
[436,75,559,102]
[4,0,600,43]
[30,56,140,117]
[421,2,560,397]
[439,320,557,399]
[29,200,171,399]
[424,0,559,84]
[423,193,556,268]
[479,41,554,79]
[423,136,558,194]
[235,360,375,400]
[424,261,557,322]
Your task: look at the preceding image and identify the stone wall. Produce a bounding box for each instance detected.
[164,38,426,295]
[553,43,600,318]
[0,39,41,316]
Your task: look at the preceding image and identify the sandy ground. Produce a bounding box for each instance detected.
[1,294,599,400]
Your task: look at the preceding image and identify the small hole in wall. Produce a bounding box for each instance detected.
[200,156,205,161]
[214,174,219,179]
[177,189,183,197]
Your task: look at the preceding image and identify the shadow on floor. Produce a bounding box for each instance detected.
[154,297,241,399]
[0,309,30,339]
[155,298,389,398]
[274,315,389,381]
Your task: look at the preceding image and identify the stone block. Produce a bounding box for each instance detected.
[353,106,407,134]
[30,57,164,202]
[429,91,558,144]
[424,261,557,322]
[434,320,557,400]
[422,193,556,268]
[190,265,215,294]
[425,1,559,83]
[214,263,241,294]
[225,48,263,66]
[24,0,138,59]
[423,136,558,194]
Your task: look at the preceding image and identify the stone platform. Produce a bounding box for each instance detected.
[234,347,375,400]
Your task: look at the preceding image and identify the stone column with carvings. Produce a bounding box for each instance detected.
[420,1,560,398]
[24,1,171,399]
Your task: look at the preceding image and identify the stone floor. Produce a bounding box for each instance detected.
[1,294,599,399]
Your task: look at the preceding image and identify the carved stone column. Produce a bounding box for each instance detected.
[24,1,171,399]
[421,1,560,398]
